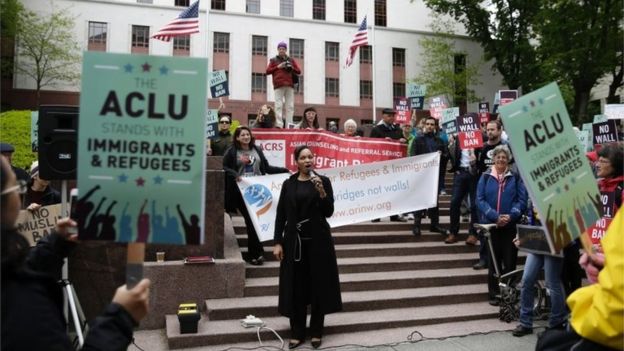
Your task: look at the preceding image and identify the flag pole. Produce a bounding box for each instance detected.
[371,1,376,123]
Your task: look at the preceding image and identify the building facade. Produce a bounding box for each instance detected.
[12,0,507,128]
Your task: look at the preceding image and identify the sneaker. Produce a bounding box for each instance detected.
[250,256,264,266]
[472,261,487,270]
[465,234,478,246]
[512,325,533,337]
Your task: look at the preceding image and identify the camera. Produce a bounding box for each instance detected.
[283,60,293,71]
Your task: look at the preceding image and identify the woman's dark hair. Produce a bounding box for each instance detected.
[294,145,312,160]
[301,107,320,129]
[257,106,276,128]
[232,126,255,149]
[597,142,623,177]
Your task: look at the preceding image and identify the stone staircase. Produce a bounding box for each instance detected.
[158,188,525,350]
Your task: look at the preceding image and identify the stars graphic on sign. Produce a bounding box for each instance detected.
[118,173,128,183]
[136,177,146,187]
[141,62,152,72]
[124,64,133,73]
[159,66,169,75]
[153,175,163,185]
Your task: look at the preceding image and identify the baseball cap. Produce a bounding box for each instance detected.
[382,108,396,115]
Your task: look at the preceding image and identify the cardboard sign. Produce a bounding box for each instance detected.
[77,52,208,244]
[16,204,63,246]
[440,107,459,135]
[209,70,229,98]
[499,82,601,255]
[31,111,39,152]
[516,225,563,257]
[499,90,518,106]
[428,95,448,120]
[205,109,219,139]
[604,104,624,120]
[410,96,424,110]
[394,97,410,124]
[406,83,427,98]
[592,120,619,145]
[456,113,483,149]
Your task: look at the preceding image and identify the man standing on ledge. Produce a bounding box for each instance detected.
[370,108,408,222]
[266,41,301,128]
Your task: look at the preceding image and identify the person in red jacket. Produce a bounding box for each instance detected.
[596,142,623,221]
[266,41,301,128]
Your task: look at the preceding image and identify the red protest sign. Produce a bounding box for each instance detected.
[394,97,410,124]
[456,113,483,149]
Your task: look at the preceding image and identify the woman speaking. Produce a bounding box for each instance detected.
[273,145,342,349]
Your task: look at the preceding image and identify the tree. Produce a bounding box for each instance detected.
[413,15,483,108]
[423,0,542,92]
[14,6,80,106]
[0,0,24,80]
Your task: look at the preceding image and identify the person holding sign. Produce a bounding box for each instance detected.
[476,145,527,306]
[223,126,289,265]
[273,145,342,349]
[23,161,61,210]
[0,157,151,350]
[266,41,301,128]
[208,114,233,157]
[590,142,624,247]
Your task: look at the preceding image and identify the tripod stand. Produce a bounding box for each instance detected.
[60,279,88,349]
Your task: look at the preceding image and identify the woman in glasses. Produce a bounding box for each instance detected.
[208,114,233,157]
[223,126,289,265]
[0,157,151,350]
[296,107,322,130]
[273,145,342,349]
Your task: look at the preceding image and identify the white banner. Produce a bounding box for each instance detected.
[237,153,440,241]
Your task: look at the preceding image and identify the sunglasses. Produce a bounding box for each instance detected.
[1,179,27,195]
[219,120,231,124]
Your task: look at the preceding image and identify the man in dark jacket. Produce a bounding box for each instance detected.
[266,41,301,128]
[409,116,449,236]
[208,114,233,156]
[0,143,29,182]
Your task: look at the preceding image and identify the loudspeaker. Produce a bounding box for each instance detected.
[38,105,79,180]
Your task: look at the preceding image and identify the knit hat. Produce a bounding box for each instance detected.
[277,41,287,49]
[30,160,39,178]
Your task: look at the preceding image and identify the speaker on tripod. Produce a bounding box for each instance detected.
[38,105,79,180]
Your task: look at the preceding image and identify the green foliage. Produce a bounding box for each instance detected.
[413,15,482,106]
[0,110,36,170]
[14,5,81,105]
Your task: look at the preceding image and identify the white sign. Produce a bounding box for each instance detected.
[237,153,440,241]
[604,104,624,120]
[406,83,427,98]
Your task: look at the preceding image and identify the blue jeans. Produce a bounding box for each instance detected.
[519,253,567,328]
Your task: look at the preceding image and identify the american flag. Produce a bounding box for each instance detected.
[345,16,368,67]
[152,0,200,42]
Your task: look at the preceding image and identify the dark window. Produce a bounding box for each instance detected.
[213,32,229,53]
[246,0,260,13]
[131,25,149,50]
[88,21,107,51]
[375,0,386,27]
[393,82,405,99]
[313,0,325,20]
[175,0,189,6]
[359,45,372,64]
[326,78,339,97]
[252,73,267,93]
[360,80,372,99]
[252,35,267,56]
[280,0,293,17]
[454,54,467,105]
[392,48,405,67]
[344,0,356,23]
[211,0,225,10]
[173,35,190,56]
[289,39,304,59]
[325,42,339,61]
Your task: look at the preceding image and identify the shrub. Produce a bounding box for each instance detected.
[0,110,36,170]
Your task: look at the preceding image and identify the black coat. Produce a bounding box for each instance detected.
[222,144,289,213]
[410,132,447,156]
[370,123,402,140]
[23,184,62,208]
[1,229,135,351]
[273,173,342,318]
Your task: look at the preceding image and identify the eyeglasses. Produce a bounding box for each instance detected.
[219,120,231,124]
[1,179,27,196]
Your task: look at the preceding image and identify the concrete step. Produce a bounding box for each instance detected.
[205,283,489,320]
[243,267,488,297]
[166,302,499,349]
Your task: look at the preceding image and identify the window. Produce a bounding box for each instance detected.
[211,0,225,10]
[175,0,189,6]
[325,42,339,62]
[325,78,339,97]
[344,0,357,23]
[252,73,267,93]
[213,32,229,53]
[88,21,107,51]
[131,25,149,53]
[360,45,372,64]
[252,35,267,56]
[393,82,405,99]
[246,0,260,13]
[173,35,190,56]
[392,48,405,67]
[289,39,304,59]
[312,0,325,20]
[360,80,372,99]
[375,0,386,27]
[280,0,293,17]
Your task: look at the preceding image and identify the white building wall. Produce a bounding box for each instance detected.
[17,0,504,111]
